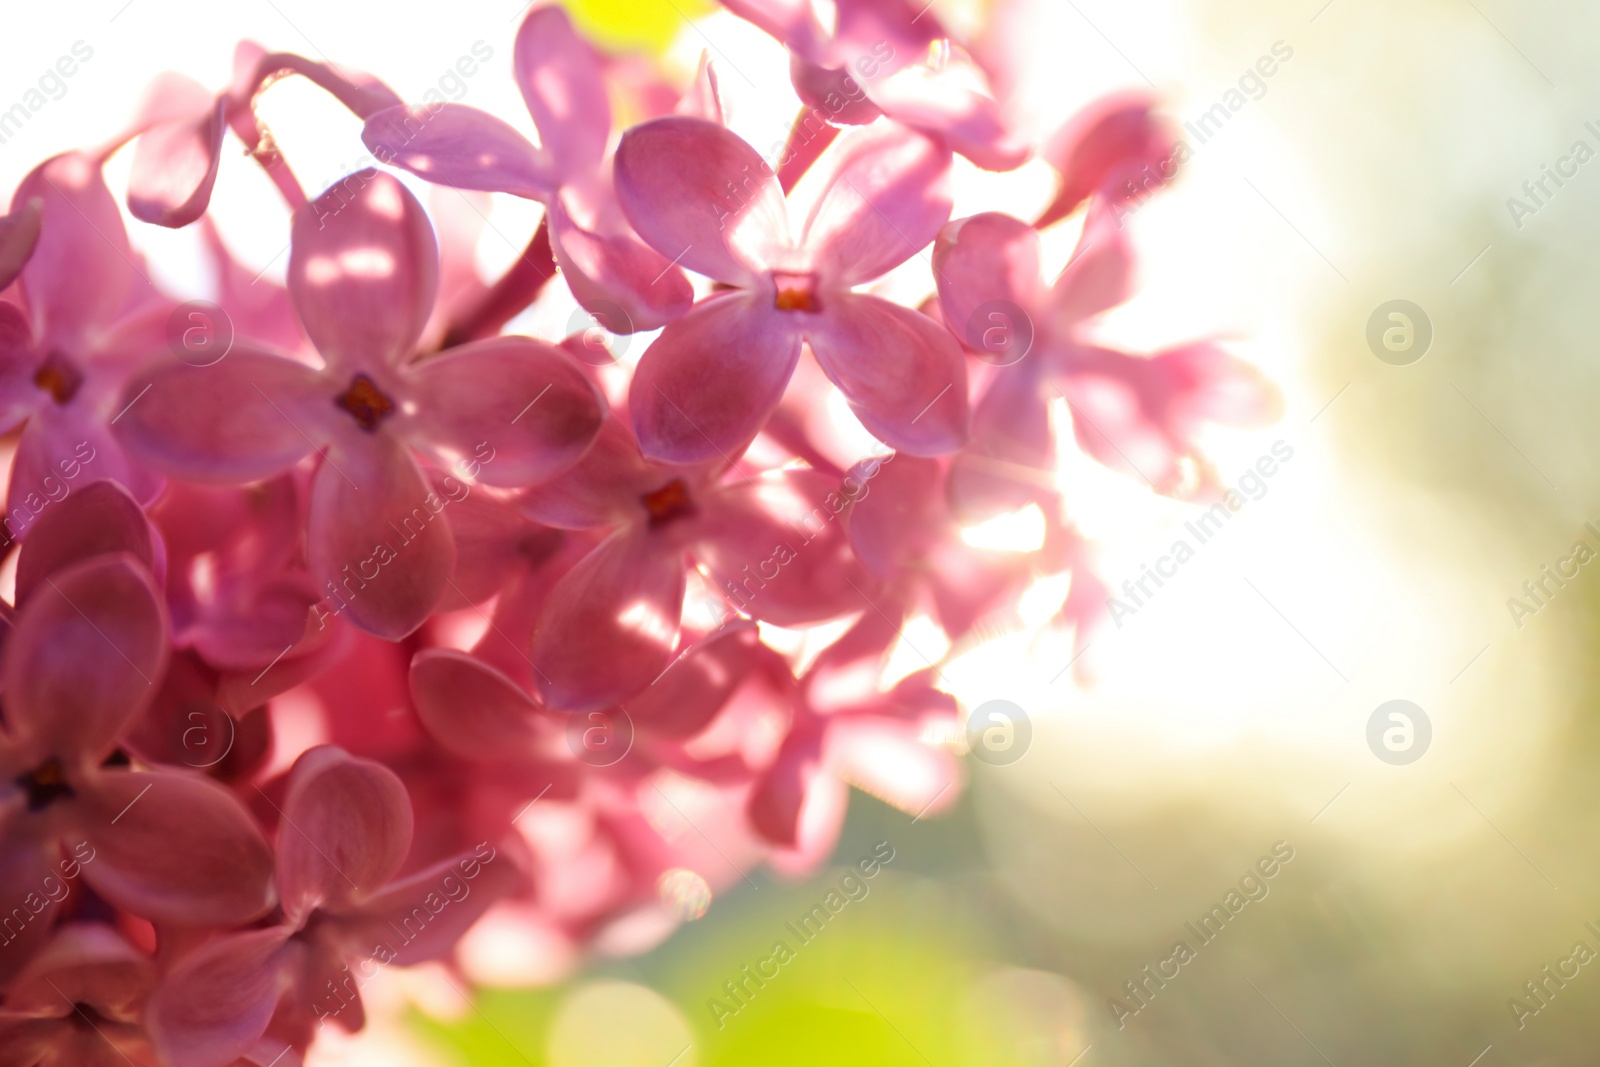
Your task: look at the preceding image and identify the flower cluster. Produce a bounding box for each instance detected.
[0,3,1276,1064]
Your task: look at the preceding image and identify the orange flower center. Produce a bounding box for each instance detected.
[34,353,83,405]
[641,478,695,527]
[335,374,396,431]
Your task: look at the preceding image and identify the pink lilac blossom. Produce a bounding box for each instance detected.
[0,3,1277,1063]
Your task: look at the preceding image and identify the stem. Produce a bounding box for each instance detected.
[440,217,557,349]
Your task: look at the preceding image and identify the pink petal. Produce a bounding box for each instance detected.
[931,212,1043,342]
[546,192,694,333]
[127,77,226,228]
[695,469,871,626]
[514,6,611,185]
[9,409,164,532]
[1039,92,1178,227]
[863,51,1028,171]
[627,623,763,738]
[828,716,960,817]
[4,555,166,760]
[0,303,35,439]
[844,453,943,578]
[788,57,883,126]
[947,363,1053,520]
[804,293,968,455]
[307,436,455,640]
[4,923,153,1020]
[792,121,952,286]
[747,719,825,847]
[77,768,276,925]
[0,839,61,988]
[516,415,662,529]
[614,117,789,285]
[1156,342,1283,427]
[529,527,685,712]
[14,480,159,606]
[0,197,42,293]
[146,927,294,1067]
[628,293,801,464]
[330,845,521,965]
[676,52,727,125]
[15,153,139,351]
[113,347,327,483]
[1047,201,1133,331]
[277,746,413,918]
[409,649,545,761]
[405,335,604,488]
[440,485,549,605]
[288,171,438,372]
[719,0,827,59]
[361,103,556,200]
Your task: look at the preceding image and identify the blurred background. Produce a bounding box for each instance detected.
[5,0,1598,1062]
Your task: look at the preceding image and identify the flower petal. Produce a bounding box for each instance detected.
[516,415,661,530]
[1047,201,1133,331]
[792,121,952,285]
[828,715,960,818]
[547,192,694,333]
[0,839,63,988]
[844,453,942,579]
[127,77,226,228]
[627,622,763,737]
[78,768,276,925]
[114,347,326,483]
[861,45,1027,171]
[3,554,166,760]
[695,469,871,626]
[14,480,160,606]
[1039,92,1179,227]
[289,171,438,372]
[15,153,139,351]
[614,117,789,285]
[804,293,968,455]
[10,409,164,535]
[361,103,556,200]
[628,293,801,464]
[529,527,685,712]
[277,745,413,918]
[307,436,455,640]
[747,718,826,848]
[932,212,1042,342]
[146,927,294,1067]
[330,844,521,965]
[514,5,611,184]
[3,923,154,1021]
[405,335,604,488]
[0,197,42,293]
[409,649,546,761]
[947,363,1053,520]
